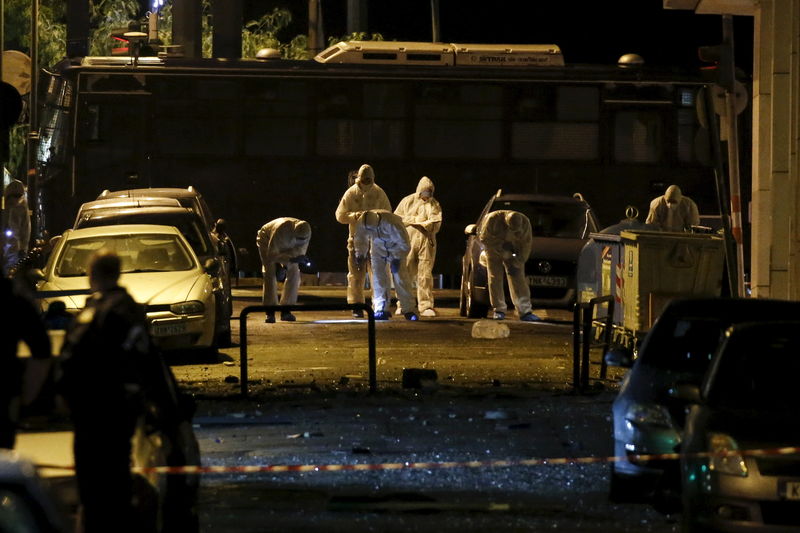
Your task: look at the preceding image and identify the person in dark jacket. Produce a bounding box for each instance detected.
[58,249,152,533]
[0,278,51,449]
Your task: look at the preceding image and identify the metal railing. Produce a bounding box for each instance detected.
[239,303,376,397]
[572,295,614,392]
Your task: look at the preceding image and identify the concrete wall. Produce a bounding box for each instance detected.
[751,0,800,299]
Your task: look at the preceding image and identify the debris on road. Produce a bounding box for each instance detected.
[471,319,510,339]
[402,368,438,389]
[287,432,324,439]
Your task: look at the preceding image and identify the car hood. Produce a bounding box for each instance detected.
[40,271,205,309]
[529,237,586,261]
[704,408,800,446]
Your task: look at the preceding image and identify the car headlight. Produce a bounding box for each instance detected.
[625,403,675,429]
[708,432,748,477]
[170,301,205,315]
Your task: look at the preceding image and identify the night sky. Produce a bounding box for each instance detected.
[245,0,754,74]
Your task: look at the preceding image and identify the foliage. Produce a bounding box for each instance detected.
[88,0,142,56]
[327,32,384,47]
[150,2,307,60]
[3,0,66,173]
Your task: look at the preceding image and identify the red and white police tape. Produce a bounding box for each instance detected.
[33,446,800,476]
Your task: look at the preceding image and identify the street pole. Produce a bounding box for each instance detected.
[346,0,366,35]
[25,0,39,241]
[431,0,440,42]
[308,0,323,57]
[721,15,746,297]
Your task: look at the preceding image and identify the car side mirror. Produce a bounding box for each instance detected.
[215,218,227,234]
[604,347,634,368]
[204,257,220,276]
[464,224,477,236]
[668,383,702,403]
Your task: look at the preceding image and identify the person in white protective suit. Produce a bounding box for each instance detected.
[393,176,442,317]
[353,210,419,321]
[645,184,700,232]
[478,210,540,322]
[256,217,312,323]
[2,177,31,276]
[335,164,392,318]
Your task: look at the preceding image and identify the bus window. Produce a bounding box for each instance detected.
[613,110,663,163]
[244,80,309,157]
[316,82,405,157]
[511,85,599,160]
[413,83,502,158]
[155,100,239,156]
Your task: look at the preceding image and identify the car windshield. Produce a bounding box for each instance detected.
[80,212,210,256]
[707,328,800,411]
[642,317,723,375]
[56,234,194,276]
[491,200,593,238]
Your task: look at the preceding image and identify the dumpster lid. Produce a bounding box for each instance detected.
[620,230,723,241]
[588,232,622,243]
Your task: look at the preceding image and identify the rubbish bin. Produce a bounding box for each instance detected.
[620,230,725,334]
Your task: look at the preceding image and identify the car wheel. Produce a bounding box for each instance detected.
[608,463,651,503]
[216,326,232,348]
[465,270,489,319]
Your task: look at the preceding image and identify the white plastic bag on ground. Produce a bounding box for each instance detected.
[471,319,510,339]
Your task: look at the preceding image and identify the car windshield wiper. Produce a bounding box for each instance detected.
[123,268,165,273]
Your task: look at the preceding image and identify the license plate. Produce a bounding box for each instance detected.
[152,322,188,337]
[528,275,568,288]
[780,480,800,500]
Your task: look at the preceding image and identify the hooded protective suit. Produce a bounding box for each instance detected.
[394,176,442,314]
[335,164,392,304]
[256,218,311,309]
[353,210,417,316]
[645,185,700,232]
[2,179,31,275]
[478,210,533,317]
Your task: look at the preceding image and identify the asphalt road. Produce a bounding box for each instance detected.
[167,283,679,532]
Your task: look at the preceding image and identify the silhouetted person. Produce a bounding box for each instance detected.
[43,300,74,330]
[58,250,151,533]
[0,278,51,449]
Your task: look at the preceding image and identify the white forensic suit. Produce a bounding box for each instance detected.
[2,178,31,275]
[394,176,442,315]
[353,210,418,318]
[478,210,534,319]
[335,164,391,305]
[256,218,311,320]
[645,185,700,232]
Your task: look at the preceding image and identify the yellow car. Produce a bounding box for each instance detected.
[37,224,219,352]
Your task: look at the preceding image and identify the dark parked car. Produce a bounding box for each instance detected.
[606,298,800,507]
[0,451,65,532]
[74,201,233,346]
[459,190,599,317]
[679,321,800,532]
[98,187,238,276]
